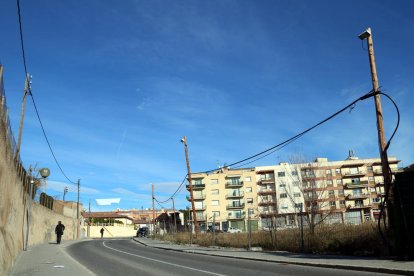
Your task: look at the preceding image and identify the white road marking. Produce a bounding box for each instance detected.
[102,241,226,276]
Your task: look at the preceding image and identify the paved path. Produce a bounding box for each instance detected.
[133,237,414,275]
[9,237,414,275]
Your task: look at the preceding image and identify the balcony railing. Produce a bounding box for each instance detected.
[226,203,245,209]
[257,189,275,196]
[345,193,369,200]
[189,215,207,221]
[341,170,366,177]
[227,215,245,220]
[186,184,205,190]
[347,204,371,210]
[194,206,206,211]
[257,178,275,184]
[225,192,244,199]
[344,181,368,188]
[258,201,276,206]
[225,181,243,188]
[186,194,206,201]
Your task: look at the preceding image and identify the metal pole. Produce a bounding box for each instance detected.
[152,183,156,237]
[77,179,80,239]
[300,204,304,252]
[172,197,177,234]
[181,136,199,237]
[359,27,393,228]
[212,213,216,246]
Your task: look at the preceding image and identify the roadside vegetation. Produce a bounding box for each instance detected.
[153,223,383,256]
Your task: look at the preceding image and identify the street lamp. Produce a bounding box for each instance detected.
[39,168,50,193]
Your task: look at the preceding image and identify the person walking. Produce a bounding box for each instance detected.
[100,227,104,238]
[55,221,65,244]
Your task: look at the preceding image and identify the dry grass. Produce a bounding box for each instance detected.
[156,223,383,256]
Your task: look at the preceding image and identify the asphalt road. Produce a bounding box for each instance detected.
[66,239,386,276]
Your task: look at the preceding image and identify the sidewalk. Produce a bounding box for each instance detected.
[8,240,94,276]
[133,237,414,275]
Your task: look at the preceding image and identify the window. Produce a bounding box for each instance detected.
[372,197,381,203]
[247,198,253,204]
[212,200,219,206]
[292,171,298,176]
[328,190,335,196]
[294,193,301,197]
[193,179,203,185]
[245,176,251,182]
[326,169,332,175]
[210,179,218,184]
[327,180,333,186]
[368,176,374,182]
[292,181,299,187]
[338,190,344,195]
[351,178,360,184]
[335,168,341,174]
[329,201,336,207]
[278,172,285,177]
[211,189,219,195]
[212,211,220,218]
[336,179,342,185]
[367,166,373,172]
[339,200,346,206]
[350,167,359,175]
[280,203,288,209]
[245,187,252,193]
[370,187,376,193]
[279,183,286,188]
[280,193,287,199]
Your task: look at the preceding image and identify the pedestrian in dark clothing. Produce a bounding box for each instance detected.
[100,227,104,238]
[55,221,65,244]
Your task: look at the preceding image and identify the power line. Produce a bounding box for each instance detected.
[202,89,380,173]
[17,0,28,76]
[16,0,77,184]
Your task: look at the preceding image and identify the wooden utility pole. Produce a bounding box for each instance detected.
[359,27,393,228]
[152,183,156,236]
[16,73,30,158]
[181,136,199,236]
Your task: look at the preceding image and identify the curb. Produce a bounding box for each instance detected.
[132,238,413,275]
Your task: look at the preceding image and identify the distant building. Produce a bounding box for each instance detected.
[187,154,400,231]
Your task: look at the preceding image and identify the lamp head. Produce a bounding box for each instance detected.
[39,168,50,178]
[358,28,371,40]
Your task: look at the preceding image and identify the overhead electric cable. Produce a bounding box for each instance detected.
[16,0,77,184]
[202,89,380,173]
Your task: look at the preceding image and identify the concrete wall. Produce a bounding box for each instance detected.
[84,225,136,238]
[0,76,79,275]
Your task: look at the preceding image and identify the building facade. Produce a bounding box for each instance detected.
[187,154,400,231]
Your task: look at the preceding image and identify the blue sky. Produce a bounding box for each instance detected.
[1,0,413,211]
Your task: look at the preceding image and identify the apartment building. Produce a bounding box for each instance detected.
[187,167,258,232]
[187,153,400,231]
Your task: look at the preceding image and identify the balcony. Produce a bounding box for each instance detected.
[186,194,206,201]
[345,193,369,200]
[347,204,371,210]
[189,215,207,222]
[186,183,205,190]
[341,170,366,178]
[259,211,278,218]
[257,178,275,185]
[226,203,245,210]
[225,181,243,188]
[227,215,245,220]
[258,200,276,206]
[375,181,384,186]
[194,206,206,211]
[225,192,244,199]
[344,181,368,188]
[257,189,275,196]
[373,169,383,175]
